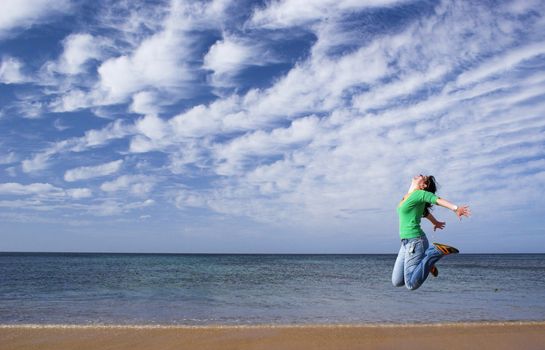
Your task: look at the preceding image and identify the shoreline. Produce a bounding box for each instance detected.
[2,321,545,350]
[1,320,545,329]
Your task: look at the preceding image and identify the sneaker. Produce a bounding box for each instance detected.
[433,242,459,255]
[430,265,438,277]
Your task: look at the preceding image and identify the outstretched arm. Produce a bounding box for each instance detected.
[425,212,445,231]
[436,198,471,220]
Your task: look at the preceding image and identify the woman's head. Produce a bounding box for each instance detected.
[412,174,437,194]
[412,174,438,217]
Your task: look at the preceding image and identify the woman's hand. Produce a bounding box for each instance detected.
[436,198,472,221]
[455,205,471,220]
[433,221,446,231]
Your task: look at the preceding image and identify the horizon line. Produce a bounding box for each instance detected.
[2,251,544,255]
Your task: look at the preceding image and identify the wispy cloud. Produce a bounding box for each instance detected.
[64,159,123,182]
[203,34,279,90]
[455,41,545,87]
[100,174,155,196]
[0,56,28,84]
[90,198,155,216]
[66,188,92,199]
[22,119,133,173]
[250,0,407,29]
[94,0,229,106]
[0,182,61,196]
[0,0,72,39]
[0,152,18,165]
[0,182,91,200]
[44,33,105,76]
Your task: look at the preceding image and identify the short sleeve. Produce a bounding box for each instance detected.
[419,190,438,204]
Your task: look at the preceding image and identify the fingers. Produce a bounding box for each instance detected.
[434,223,445,231]
[457,211,471,220]
[457,205,471,219]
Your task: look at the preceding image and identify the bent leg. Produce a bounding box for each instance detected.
[392,244,406,287]
[406,243,444,290]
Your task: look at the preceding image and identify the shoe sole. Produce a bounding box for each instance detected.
[433,242,459,255]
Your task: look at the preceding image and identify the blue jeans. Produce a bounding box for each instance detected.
[391,236,444,290]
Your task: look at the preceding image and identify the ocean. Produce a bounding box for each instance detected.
[1,253,544,325]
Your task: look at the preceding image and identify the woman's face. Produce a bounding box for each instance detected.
[412,174,429,190]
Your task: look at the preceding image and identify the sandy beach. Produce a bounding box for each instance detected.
[1,322,544,350]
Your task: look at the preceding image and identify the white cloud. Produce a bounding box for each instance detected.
[66,188,92,199]
[46,33,104,75]
[90,0,234,106]
[169,96,240,138]
[175,189,208,208]
[167,142,208,174]
[0,0,72,39]
[77,120,134,149]
[49,89,93,112]
[0,182,91,203]
[135,114,168,140]
[100,175,155,196]
[126,198,155,208]
[96,4,194,103]
[203,35,275,88]
[90,200,124,216]
[214,116,320,175]
[22,152,51,173]
[53,118,70,131]
[456,42,545,87]
[0,182,61,196]
[160,38,390,148]
[250,0,407,29]
[22,120,133,173]
[243,41,389,119]
[504,0,542,16]
[204,37,252,75]
[91,198,155,216]
[353,65,449,112]
[129,114,170,153]
[0,56,27,84]
[0,152,17,164]
[64,159,123,182]
[130,91,162,115]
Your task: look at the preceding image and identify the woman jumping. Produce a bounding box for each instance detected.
[392,174,471,291]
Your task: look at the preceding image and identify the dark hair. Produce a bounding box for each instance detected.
[423,175,438,217]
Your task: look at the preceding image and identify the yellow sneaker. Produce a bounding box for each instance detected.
[433,242,459,255]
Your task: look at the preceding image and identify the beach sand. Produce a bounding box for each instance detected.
[1,322,544,350]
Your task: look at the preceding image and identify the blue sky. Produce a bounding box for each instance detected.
[1,0,544,253]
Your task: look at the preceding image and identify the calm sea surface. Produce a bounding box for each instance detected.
[1,253,544,325]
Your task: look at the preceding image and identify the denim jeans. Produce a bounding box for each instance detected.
[391,236,444,290]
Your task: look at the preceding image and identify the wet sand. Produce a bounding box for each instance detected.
[1,322,544,350]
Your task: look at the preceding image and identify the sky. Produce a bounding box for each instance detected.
[1,0,544,253]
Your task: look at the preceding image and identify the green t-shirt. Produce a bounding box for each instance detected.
[397,190,438,239]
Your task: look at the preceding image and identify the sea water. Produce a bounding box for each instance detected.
[1,253,544,325]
